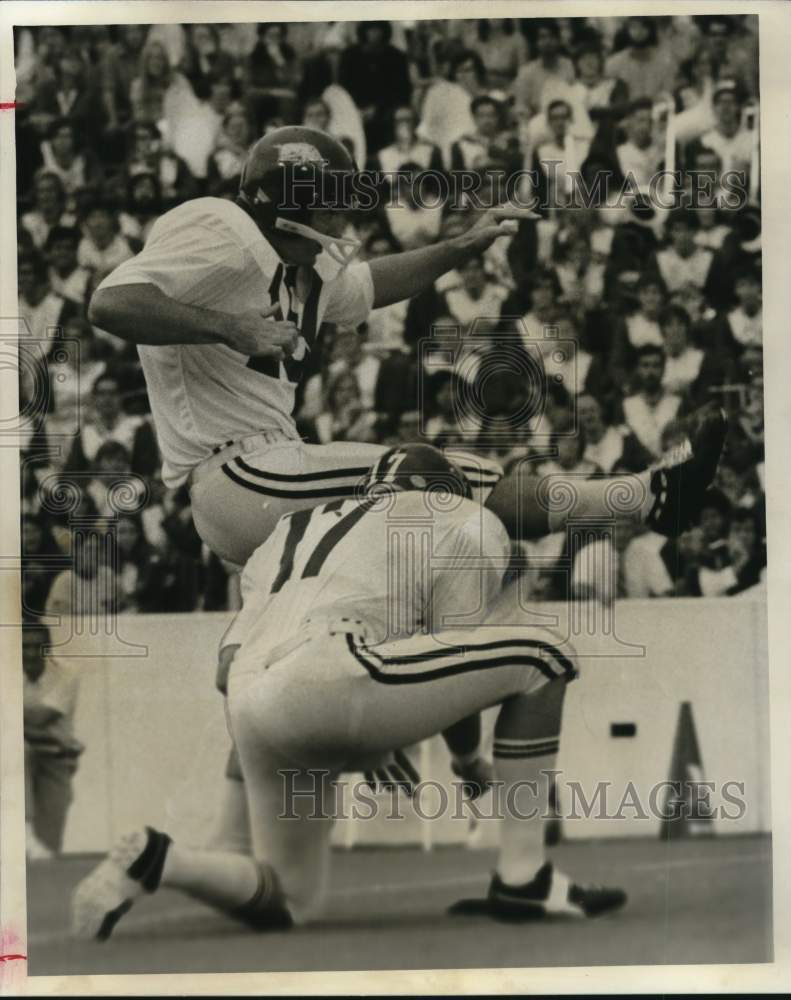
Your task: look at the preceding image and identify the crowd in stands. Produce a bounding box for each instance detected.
[15,15,765,619]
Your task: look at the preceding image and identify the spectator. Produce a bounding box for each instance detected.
[615,98,664,194]
[423,371,463,443]
[85,440,148,517]
[125,171,162,243]
[18,252,76,353]
[64,372,159,476]
[605,16,677,101]
[696,15,758,97]
[150,487,203,614]
[609,273,665,386]
[115,514,160,612]
[674,42,718,114]
[519,268,561,347]
[659,303,722,402]
[20,171,77,250]
[374,106,443,174]
[656,209,713,294]
[38,120,102,209]
[23,620,83,859]
[20,515,61,619]
[693,502,763,596]
[470,19,527,90]
[445,254,509,333]
[693,205,732,251]
[46,316,107,438]
[307,369,378,445]
[577,393,654,474]
[76,203,135,280]
[181,23,238,101]
[417,47,481,167]
[551,232,605,319]
[44,225,91,307]
[565,45,627,136]
[729,344,764,452]
[339,21,412,153]
[130,39,196,129]
[537,422,600,478]
[620,345,683,458]
[450,95,516,171]
[360,330,418,434]
[100,23,149,128]
[125,121,197,208]
[296,32,344,108]
[710,263,762,358]
[30,46,105,149]
[301,96,332,132]
[513,20,575,120]
[360,232,410,351]
[206,104,251,194]
[384,167,444,251]
[46,528,118,632]
[604,199,660,303]
[696,80,755,180]
[543,312,612,407]
[244,23,299,128]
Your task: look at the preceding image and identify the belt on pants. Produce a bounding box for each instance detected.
[187,428,301,489]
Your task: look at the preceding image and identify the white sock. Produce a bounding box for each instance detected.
[493,743,558,885]
[161,845,261,910]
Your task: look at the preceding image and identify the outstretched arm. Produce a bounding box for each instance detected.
[368,209,524,308]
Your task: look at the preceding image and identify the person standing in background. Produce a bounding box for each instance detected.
[23,619,84,859]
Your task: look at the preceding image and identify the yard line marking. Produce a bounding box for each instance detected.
[27,849,770,949]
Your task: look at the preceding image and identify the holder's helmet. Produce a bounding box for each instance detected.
[362,444,472,500]
[238,126,360,266]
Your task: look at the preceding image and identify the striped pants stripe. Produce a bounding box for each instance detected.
[229,624,577,771]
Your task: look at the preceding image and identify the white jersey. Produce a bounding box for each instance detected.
[97,198,374,487]
[227,491,510,662]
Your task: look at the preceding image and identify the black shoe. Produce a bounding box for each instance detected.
[646,402,728,537]
[71,827,171,941]
[449,862,626,921]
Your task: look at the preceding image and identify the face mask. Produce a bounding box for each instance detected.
[274,217,361,277]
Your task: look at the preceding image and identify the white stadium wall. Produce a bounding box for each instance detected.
[58,598,770,854]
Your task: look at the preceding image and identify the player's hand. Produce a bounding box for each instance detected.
[454,206,539,255]
[362,749,421,798]
[220,303,299,359]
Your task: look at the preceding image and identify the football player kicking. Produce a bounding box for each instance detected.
[72,406,726,936]
[88,125,519,568]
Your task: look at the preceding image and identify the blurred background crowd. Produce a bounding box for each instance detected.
[15,14,765,620]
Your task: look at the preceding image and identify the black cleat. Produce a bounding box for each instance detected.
[646,402,728,537]
[71,826,171,941]
[449,862,626,921]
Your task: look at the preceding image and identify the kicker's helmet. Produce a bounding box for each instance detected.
[362,444,472,500]
[238,126,360,266]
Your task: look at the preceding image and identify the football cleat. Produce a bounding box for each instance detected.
[71,826,171,941]
[449,862,626,920]
[646,402,728,537]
